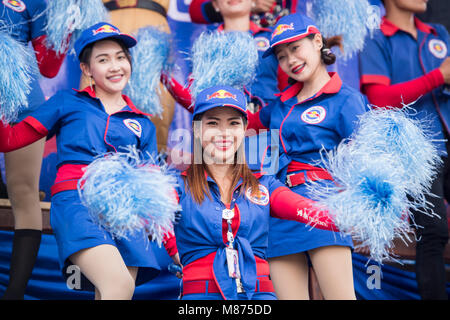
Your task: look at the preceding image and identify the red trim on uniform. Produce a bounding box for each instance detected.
[53,164,87,184]
[23,116,49,135]
[51,180,79,196]
[73,87,151,116]
[380,16,437,37]
[50,164,89,196]
[103,115,117,152]
[0,118,47,153]
[280,72,342,102]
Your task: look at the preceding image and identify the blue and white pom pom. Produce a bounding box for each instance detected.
[308,145,413,263]
[78,146,180,246]
[352,106,442,209]
[124,26,172,117]
[309,0,380,59]
[0,30,38,124]
[44,0,109,55]
[189,30,259,100]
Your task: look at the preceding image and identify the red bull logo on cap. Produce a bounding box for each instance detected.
[92,24,120,36]
[271,23,294,40]
[207,89,237,101]
[3,0,26,12]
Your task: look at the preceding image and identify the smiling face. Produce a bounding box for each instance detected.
[80,39,131,95]
[195,106,246,165]
[274,34,324,83]
[212,0,253,18]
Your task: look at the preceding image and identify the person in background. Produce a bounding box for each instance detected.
[359,0,450,300]
[1,0,67,300]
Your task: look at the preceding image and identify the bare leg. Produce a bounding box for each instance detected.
[70,244,136,300]
[5,138,45,230]
[268,252,310,300]
[308,246,356,300]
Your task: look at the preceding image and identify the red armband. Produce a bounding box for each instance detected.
[163,231,178,257]
[32,34,68,78]
[270,186,337,232]
[161,73,194,112]
[0,117,47,152]
[362,68,444,109]
[246,109,268,132]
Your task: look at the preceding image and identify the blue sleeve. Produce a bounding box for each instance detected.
[432,23,450,57]
[336,92,368,139]
[358,32,392,86]
[27,91,65,134]
[141,119,158,160]
[259,100,275,128]
[25,0,47,40]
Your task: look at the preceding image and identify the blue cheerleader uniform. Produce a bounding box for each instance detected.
[256,72,369,258]
[19,86,162,290]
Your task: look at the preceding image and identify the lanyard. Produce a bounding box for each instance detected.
[222,206,245,293]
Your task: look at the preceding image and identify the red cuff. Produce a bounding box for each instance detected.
[163,232,178,257]
[161,73,194,112]
[246,109,268,132]
[189,0,211,24]
[362,68,445,109]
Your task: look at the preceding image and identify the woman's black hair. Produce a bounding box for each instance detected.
[79,38,132,70]
[307,33,337,66]
[287,34,338,85]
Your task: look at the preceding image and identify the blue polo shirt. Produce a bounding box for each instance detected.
[359,16,450,155]
[174,172,285,300]
[259,72,368,168]
[23,87,157,169]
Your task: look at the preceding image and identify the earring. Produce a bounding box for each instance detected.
[88,76,94,91]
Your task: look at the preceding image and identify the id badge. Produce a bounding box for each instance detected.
[225,247,241,279]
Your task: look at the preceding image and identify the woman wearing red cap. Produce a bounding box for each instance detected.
[251,13,369,299]
[0,22,167,299]
[168,84,338,300]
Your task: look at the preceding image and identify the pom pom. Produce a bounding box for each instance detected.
[307,107,441,263]
[189,30,259,100]
[309,0,380,59]
[124,26,172,117]
[44,0,109,55]
[0,30,38,124]
[351,106,442,207]
[308,145,413,263]
[78,146,180,246]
